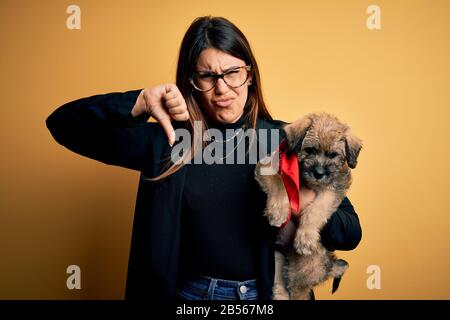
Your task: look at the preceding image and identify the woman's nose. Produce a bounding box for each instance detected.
[214,78,229,94]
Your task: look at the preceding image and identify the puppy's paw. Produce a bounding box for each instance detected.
[264,197,290,227]
[255,155,278,177]
[265,209,288,227]
[272,285,290,300]
[294,229,320,255]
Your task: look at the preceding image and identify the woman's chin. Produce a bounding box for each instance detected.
[212,111,240,124]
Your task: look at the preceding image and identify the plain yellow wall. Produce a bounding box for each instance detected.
[1,0,449,299]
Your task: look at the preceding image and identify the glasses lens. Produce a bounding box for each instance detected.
[224,68,249,88]
[191,67,250,91]
[192,74,215,91]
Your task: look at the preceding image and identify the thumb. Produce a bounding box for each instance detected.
[164,83,173,95]
[159,117,176,147]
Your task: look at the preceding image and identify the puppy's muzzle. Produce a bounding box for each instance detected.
[312,165,327,180]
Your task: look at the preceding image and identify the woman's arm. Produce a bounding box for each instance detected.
[46,89,157,171]
[320,197,362,251]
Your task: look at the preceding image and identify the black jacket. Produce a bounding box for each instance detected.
[46,89,362,301]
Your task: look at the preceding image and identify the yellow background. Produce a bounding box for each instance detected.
[1,0,449,299]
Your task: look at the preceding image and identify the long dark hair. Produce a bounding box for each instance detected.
[149,16,272,181]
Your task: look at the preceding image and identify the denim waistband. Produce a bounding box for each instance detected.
[191,275,258,287]
[177,275,259,300]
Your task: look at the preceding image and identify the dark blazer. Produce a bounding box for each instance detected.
[46,89,362,301]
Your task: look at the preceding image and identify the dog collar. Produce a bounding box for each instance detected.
[277,138,301,228]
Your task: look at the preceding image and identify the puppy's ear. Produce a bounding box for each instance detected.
[344,130,362,169]
[283,115,312,152]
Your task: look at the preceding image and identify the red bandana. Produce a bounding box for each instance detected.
[276,139,301,228]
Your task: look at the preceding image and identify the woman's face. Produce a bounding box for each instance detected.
[194,48,252,124]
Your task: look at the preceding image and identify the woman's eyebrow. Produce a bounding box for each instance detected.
[197,65,241,73]
[222,65,241,72]
[197,69,213,74]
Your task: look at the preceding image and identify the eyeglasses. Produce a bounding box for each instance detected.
[190,65,252,92]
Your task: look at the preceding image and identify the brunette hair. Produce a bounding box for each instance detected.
[149,16,272,181]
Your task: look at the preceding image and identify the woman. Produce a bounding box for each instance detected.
[46,16,362,301]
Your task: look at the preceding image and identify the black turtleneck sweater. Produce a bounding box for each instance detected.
[179,112,267,281]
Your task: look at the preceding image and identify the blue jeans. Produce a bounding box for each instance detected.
[176,276,259,300]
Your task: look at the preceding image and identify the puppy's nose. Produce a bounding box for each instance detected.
[312,166,326,179]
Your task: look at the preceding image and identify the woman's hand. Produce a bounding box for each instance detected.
[131,84,190,146]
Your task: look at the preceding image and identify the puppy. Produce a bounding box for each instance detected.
[255,112,362,300]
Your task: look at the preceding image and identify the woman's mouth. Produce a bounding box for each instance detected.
[213,98,234,108]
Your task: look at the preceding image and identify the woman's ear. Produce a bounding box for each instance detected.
[248,67,253,86]
[344,129,363,169]
[283,115,313,152]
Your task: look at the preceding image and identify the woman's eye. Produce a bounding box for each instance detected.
[224,71,239,79]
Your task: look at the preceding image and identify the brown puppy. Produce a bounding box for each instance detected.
[255,112,362,300]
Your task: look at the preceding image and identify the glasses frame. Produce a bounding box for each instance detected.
[190,65,252,92]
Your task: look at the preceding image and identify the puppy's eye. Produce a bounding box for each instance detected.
[326,152,339,159]
[303,147,316,155]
